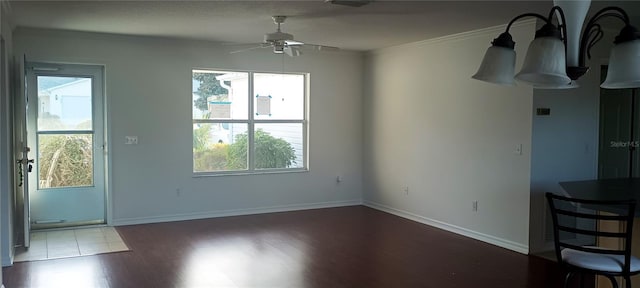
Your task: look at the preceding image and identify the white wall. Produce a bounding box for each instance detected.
[363,22,536,253]
[0,0,13,272]
[528,28,617,253]
[14,28,364,225]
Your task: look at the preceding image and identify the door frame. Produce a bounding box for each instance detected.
[24,61,110,229]
[12,55,29,249]
[0,36,15,265]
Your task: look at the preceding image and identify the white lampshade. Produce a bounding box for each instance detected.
[601,39,640,89]
[515,36,572,87]
[472,45,516,86]
[534,81,580,89]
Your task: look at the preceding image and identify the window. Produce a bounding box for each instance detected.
[192,69,307,174]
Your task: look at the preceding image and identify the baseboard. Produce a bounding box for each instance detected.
[363,201,529,255]
[2,250,13,267]
[113,199,363,226]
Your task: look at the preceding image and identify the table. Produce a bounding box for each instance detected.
[560,178,640,214]
[559,178,640,203]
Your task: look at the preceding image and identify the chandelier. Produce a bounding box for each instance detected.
[472,0,640,89]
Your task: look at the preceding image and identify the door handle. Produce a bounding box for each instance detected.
[17,147,34,176]
[26,159,34,173]
[16,158,35,187]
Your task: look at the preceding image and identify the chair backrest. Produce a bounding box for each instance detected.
[545,192,637,273]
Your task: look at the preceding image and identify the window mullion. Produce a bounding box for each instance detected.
[303,74,309,170]
[193,119,251,124]
[248,72,255,171]
[37,130,94,135]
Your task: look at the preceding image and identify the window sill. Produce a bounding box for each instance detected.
[192,168,308,178]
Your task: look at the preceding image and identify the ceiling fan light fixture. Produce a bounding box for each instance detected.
[273,42,285,54]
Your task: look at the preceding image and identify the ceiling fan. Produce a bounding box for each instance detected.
[230,16,339,57]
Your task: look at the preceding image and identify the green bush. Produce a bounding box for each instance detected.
[193,124,211,152]
[228,129,296,169]
[39,135,93,188]
[193,128,296,171]
[193,143,231,172]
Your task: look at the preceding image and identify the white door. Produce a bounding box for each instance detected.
[26,63,105,229]
[598,87,634,178]
[598,66,640,179]
[14,55,33,247]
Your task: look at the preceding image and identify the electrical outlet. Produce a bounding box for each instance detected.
[515,144,522,155]
[472,201,478,212]
[403,186,409,195]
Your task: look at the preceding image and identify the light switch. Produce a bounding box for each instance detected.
[125,136,138,145]
[515,144,522,155]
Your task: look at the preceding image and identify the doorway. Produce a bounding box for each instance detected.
[25,63,106,230]
[598,65,640,179]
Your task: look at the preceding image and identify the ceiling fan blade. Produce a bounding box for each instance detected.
[285,40,304,46]
[229,43,272,54]
[302,43,340,52]
[221,42,264,46]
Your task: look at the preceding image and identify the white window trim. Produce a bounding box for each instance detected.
[192,69,309,176]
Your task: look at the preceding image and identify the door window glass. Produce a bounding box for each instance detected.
[36,76,94,189]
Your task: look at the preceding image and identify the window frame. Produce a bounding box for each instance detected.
[192,68,309,176]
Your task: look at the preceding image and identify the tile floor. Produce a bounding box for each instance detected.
[14,226,129,262]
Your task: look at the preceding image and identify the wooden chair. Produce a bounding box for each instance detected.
[546,192,640,288]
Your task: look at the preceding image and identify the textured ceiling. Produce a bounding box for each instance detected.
[5,1,640,51]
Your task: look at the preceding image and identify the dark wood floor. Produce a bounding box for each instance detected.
[3,206,574,287]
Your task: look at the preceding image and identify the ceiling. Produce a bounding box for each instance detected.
[5,1,640,51]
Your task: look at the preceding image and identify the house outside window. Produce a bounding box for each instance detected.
[192,69,307,174]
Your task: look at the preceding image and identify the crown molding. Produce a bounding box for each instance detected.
[370,19,537,56]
